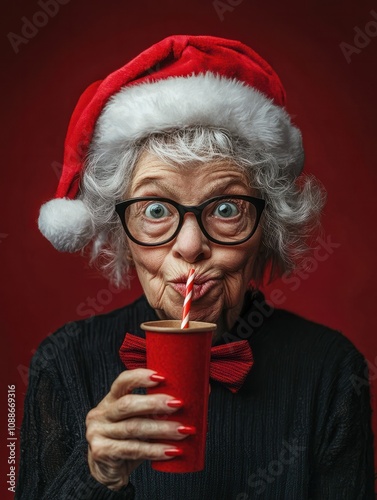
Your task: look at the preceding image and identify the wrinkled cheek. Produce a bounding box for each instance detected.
[130,245,165,279]
[223,257,258,307]
[130,263,160,306]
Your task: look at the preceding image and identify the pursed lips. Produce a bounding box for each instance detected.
[169,275,221,301]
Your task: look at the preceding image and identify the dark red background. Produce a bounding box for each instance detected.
[1,0,377,496]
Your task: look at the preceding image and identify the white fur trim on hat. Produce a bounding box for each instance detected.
[93,72,304,176]
[38,198,94,252]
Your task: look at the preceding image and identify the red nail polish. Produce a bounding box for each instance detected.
[149,374,165,382]
[166,399,183,408]
[177,425,196,435]
[164,448,183,457]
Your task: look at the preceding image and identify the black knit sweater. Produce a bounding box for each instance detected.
[16,293,375,499]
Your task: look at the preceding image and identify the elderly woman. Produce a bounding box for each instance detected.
[16,35,374,499]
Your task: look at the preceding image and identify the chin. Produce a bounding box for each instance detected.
[157,303,185,321]
[189,304,222,325]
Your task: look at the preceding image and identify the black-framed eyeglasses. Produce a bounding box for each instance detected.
[115,195,265,247]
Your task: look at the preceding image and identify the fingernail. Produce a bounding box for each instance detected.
[149,374,165,382]
[166,399,183,408]
[164,448,183,457]
[177,425,196,435]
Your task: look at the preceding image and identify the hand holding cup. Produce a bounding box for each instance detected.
[86,368,193,490]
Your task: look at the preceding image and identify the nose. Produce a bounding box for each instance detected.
[171,214,211,263]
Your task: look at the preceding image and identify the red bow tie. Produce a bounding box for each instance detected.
[119,333,254,393]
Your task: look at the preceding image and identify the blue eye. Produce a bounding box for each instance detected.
[145,203,170,219]
[214,202,239,218]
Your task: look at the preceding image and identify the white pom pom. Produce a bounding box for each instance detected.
[38,198,94,252]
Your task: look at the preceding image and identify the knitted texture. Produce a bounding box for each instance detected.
[16,293,375,499]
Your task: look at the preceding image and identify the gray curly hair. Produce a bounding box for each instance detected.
[81,126,325,288]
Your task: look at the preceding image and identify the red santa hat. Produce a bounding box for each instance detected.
[38,34,304,252]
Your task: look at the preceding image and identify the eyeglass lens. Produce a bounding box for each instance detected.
[124,198,257,245]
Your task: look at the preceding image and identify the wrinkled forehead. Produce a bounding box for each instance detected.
[128,151,254,201]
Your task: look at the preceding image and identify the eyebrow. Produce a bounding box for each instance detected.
[131,177,251,200]
[132,178,179,198]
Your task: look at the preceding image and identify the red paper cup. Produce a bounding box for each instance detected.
[140,320,216,473]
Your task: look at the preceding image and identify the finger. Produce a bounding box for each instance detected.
[90,437,184,463]
[87,393,183,428]
[107,393,182,422]
[110,369,164,399]
[91,417,194,441]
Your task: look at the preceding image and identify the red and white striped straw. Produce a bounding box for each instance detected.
[181,268,195,329]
